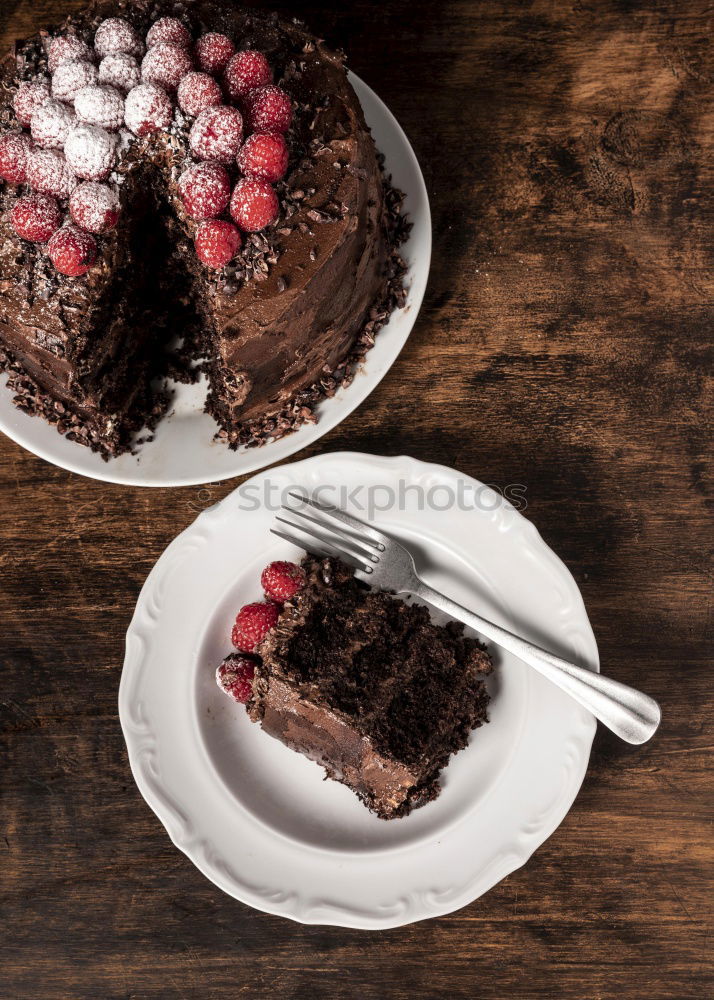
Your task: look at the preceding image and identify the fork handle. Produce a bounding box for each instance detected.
[411,579,661,745]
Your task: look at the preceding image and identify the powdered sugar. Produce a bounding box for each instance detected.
[26,147,77,198]
[178,161,231,219]
[48,35,94,74]
[13,80,51,128]
[177,72,222,117]
[189,105,243,164]
[195,33,235,75]
[0,131,32,183]
[48,223,97,277]
[223,50,272,102]
[98,53,141,93]
[141,42,193,92]
[94,18,144,60]
[52,59,98,103]
[146,17,192,50]
[31,99,76,150]
[11,192,62,242]
[75,85,125,131]
[64,123,117,180]
[124,83,173,137]
[69,181,120,233]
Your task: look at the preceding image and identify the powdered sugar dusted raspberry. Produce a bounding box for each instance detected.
[124,83,173,137]
[237,132,288,183]
[70,181,120,233]
[230,177,279,231]
[75,85,125,131]
[216,654,256,704]
[141,42,193,92]
[13,80,50,128]
[146,17,192,50]
[51,59,98,103]
[31,99,76,150]
[223,50,271,102]
[98,53,141,93]
[48,224,97,276]
[178,161,231,219]
[0,131,32,184]
[11,192,62,242]
[177,72,222,117]
[25,147,77,198]
[195,219,242,269]
[189,105,243,164]
[48,35,94,74]
[246,84,292,134]
[94,18,144,60]
[195,33,235,76]
[64,123,116,180]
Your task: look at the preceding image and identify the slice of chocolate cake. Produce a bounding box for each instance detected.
[249,557,493,820]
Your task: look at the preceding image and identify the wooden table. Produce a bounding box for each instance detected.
[1,1,711,997]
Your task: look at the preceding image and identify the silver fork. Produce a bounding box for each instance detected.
[272,492,661,745]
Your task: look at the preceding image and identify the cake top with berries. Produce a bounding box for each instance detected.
[0,1,304,277]
[226,555,493,819]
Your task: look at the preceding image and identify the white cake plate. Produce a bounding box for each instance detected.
[119,452,598,927]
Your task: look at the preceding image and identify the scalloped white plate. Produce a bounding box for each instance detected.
[119,452,598,928]
[0,75,430,486]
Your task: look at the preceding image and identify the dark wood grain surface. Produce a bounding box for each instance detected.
[1,1,712,997]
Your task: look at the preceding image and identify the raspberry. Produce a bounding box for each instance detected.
[141,42,193,92]
[246,85,292,134]
[11,192,62,242]
[69,181,120,233]
[177,72,222,117]
[237,132,288,183]
[146,17,192,50]
[94,18,144,60]
[48,224,97,276]
[74,85,125,131]
[25,148,77,198]
[195,33,235,76]
[64,123,116,181]
[124,83,172,136]
[230,177,279,232]
[13,80,50,128]
[194,220,242,269]
[51,59,98,103]
[231,601,279,652]
[31,99,76,150]
[261,561,306,602]
[0,131,32,184]
[178,161,231,220]
[223,50,271,102]
[216,653,257,705]
[98,53,141,94]
[189,105,243,164]
[48,35,94,74]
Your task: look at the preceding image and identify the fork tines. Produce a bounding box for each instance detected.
[270,492,384,575]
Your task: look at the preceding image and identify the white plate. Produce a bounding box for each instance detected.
[0,76,430,486]
[119,452,598,928]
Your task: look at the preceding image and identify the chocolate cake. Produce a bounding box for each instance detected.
[0,0,408,458]
[249,557,493,819]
